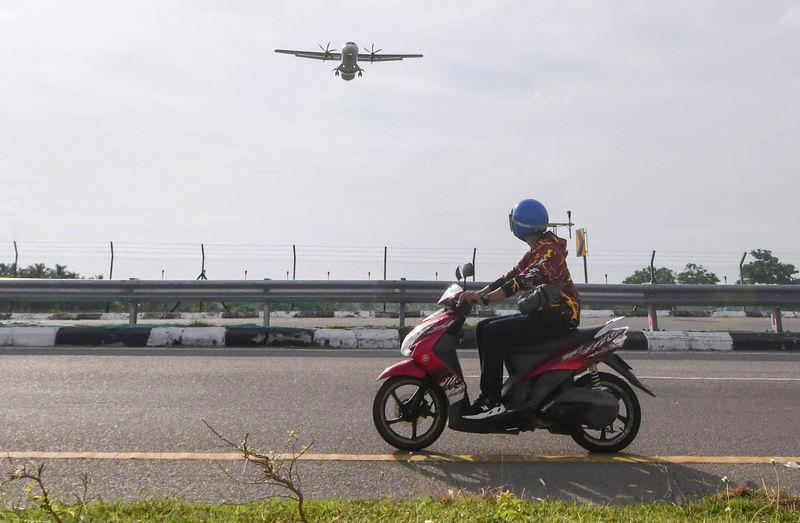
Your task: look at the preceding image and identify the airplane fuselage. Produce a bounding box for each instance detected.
[335,41,361,81]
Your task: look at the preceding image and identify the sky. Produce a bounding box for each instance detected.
[1,0,799,283]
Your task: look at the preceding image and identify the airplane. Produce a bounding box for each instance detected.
[274,42,423,81]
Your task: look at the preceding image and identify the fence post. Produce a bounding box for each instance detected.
[739,252,747,284]
[398,277,406,329]
[291,245,297,312]
[472,248,476,281]
[771,308,783,333]
[383,246,388,313]
[12,241,18,277]
[109,241,114,279]
[105,241,114,313]
[649,250,656,283]
[647,306,659,331]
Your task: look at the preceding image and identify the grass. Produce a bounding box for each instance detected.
[1,489,799,522]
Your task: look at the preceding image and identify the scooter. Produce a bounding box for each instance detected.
[372,263,655,453]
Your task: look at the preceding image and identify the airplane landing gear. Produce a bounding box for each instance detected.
[357,70,362,78]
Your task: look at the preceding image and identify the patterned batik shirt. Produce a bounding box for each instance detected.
[488,231,581,326]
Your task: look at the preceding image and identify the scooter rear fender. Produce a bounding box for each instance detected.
[377,358,427,381]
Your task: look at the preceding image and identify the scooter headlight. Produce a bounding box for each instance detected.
[400,328,423,356]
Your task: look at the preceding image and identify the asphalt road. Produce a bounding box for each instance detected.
[1,347,799,505]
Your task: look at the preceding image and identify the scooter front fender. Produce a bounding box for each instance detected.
[377,358,427,381]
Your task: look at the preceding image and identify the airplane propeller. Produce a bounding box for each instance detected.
[318,42,337,61]
[362,43,382,62]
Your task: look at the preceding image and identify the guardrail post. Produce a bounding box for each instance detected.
[128,301,138,325]
[128,277,139,325]
[647,306,658,331]
[771,308,783,333]
[263,278,272,327]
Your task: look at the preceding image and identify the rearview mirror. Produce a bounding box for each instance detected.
[455,266,462,280]
[461,263,474,278]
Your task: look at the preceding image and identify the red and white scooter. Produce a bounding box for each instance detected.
[373,263,655,452]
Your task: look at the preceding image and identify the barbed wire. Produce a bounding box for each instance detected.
[1,240,798,281]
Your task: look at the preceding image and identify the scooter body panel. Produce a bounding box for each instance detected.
[377,358,427,380]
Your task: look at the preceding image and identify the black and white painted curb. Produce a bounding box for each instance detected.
[0,326,799,351]
[594,331,800,352]
[0,326,400,349]
[0,326,312,348]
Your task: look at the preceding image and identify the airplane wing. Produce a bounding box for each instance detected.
[356,53,423,62]
[274,49,343,61]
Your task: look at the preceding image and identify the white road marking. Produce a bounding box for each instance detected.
[3,451,800,465]
[640,375,800,382]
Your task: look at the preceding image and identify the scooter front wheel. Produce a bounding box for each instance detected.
[373,376,448,451]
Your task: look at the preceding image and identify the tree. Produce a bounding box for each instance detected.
[676,263,720,285]
[623,267,676,284]
[20,263,48,278]
[1,262,80,279]
[740,249,798,284]
[0,263,15,277]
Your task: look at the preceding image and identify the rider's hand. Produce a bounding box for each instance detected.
[458,291,482,306]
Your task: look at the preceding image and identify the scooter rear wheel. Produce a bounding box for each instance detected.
[373,376,448,451]
[570,372,641,453]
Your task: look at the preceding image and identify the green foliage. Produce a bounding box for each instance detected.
[1,491,798,522]
[741,249,798,284]
[0,262,79,279]
[676,263,720,285]
[623,266,676,284]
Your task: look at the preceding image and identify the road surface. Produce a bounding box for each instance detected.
[1,347,798,504]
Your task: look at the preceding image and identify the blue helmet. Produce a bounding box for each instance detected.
[509,199,549,239]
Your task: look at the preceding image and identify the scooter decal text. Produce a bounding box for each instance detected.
[439,375,466,400]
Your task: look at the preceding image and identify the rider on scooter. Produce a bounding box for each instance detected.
[458,199,582,420]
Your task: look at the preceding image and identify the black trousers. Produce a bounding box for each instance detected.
[475,311,574,402]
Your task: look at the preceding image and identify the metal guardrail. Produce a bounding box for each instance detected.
[1,279,798,331]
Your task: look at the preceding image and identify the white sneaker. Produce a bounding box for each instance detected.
[462,398,507,420]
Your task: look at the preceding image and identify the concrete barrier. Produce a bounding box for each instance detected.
[1,325,798,352]
[643,331,733,351]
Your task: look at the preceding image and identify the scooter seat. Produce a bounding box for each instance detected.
[505,324,604,377]
[518,324,604,355]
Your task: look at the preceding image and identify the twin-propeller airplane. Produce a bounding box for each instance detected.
[275,42,423,81]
